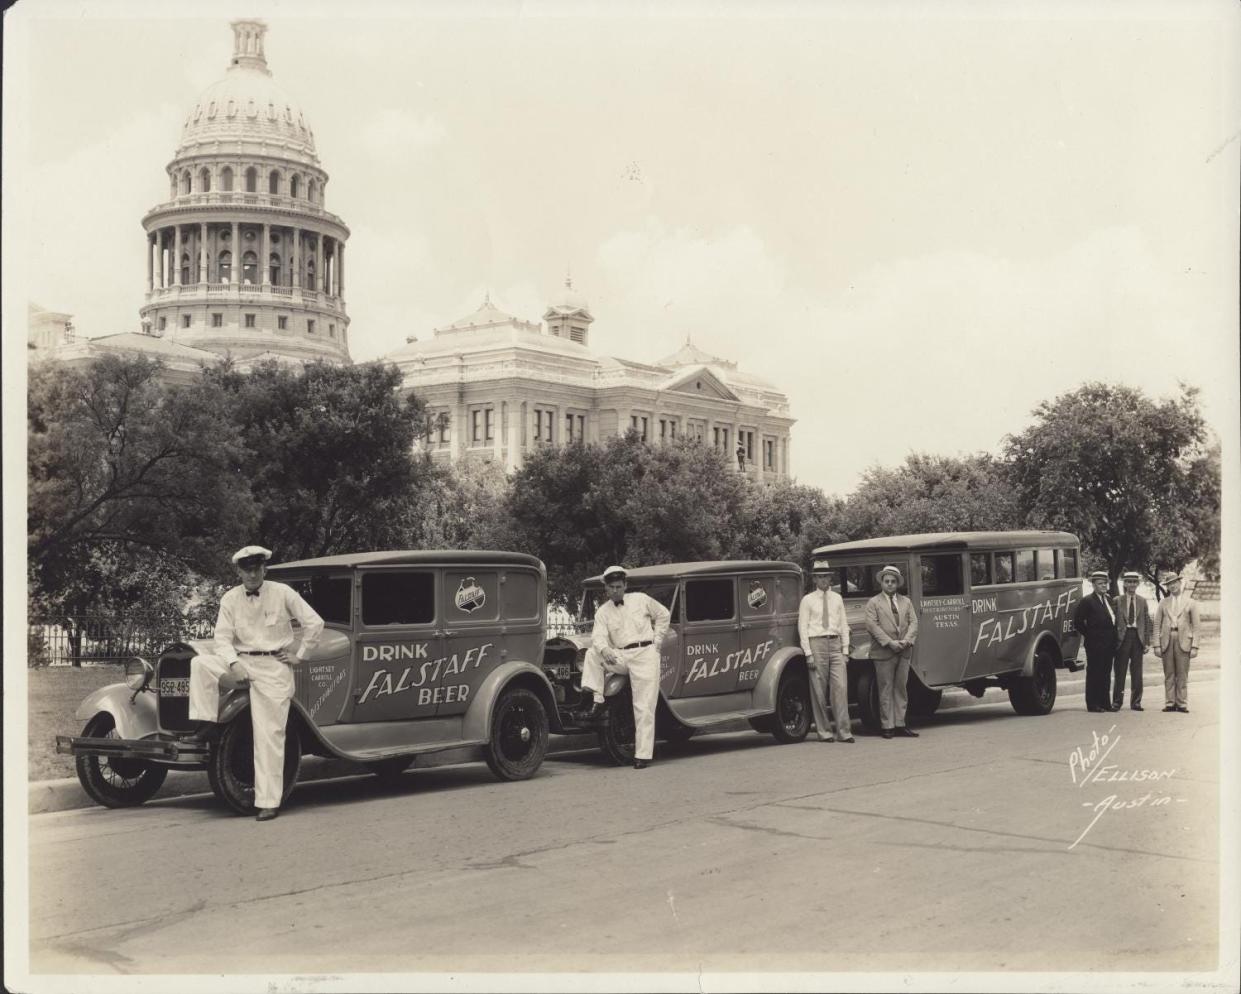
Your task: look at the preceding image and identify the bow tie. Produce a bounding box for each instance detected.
[245,588,261,598]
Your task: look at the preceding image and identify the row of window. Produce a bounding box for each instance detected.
[830,548,1081,600]
[170,251,321,288]
[175,166,320,202]
[155,314,336,336]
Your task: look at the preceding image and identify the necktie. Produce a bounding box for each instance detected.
[889,594,898,625]
[1128,598,1135,626]
[822,589,830,634]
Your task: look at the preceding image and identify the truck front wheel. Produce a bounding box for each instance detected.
[75,713,168,808]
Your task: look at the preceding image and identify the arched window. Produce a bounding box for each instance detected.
[269,170,280,195]
[218,250,232,283]
[181,171,192,195]
[180,253,191,285]
[220,167,234,192]
[242,250,258,285]
[290,175,301,199]
[245,167,257,192]
[269,253,282,286]
[199,168,211,192]
[307,179,317,204]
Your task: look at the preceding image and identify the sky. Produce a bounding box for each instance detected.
[6,0,1240,497]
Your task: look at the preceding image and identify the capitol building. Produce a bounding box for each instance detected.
[32,18,794,477]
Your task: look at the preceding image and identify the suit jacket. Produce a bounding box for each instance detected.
[1154,594,1201,653]
[1073,592,1118,652]
[1112,592,1153,647]
[864,592,918,661]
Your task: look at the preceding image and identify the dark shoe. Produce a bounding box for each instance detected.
[895,726,919,737]
[633,759,650,770]
[1108,704,1121,711]
[1111,701,1123,710]
[255,807,279,822]
[581,699,608,721]
[1088,706,1106,713]
[839,738,856,744]
[818,736,835,743]
[881,729,894,739]
[1176,705,1189,713]
[1131,705,1144,712]
[1162,705,1177,712]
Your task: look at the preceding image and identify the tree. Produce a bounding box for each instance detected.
[727,479,848,570]
[1004,383,1216,589]
[408,459,514,550]
[28,355,254,613]
[841,453,1021,540]
[208,360,437,561]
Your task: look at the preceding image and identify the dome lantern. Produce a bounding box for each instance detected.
[229,19,271,74]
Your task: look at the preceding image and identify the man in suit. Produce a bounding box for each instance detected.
[1154,572,1201,713]
[1112,570,1154,711]
[1073,570,1118,712]
[864,565,919,739]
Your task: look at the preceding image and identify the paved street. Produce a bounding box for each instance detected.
[26,671,1220,978]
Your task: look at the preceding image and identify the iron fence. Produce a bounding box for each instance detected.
[27,615,215,667]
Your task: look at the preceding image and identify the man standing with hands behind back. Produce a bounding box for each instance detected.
[799,562,853,743]
[1074,570,1118,713]
[581,565,671,769]
[189,545,324,821]
[864,565,919,739]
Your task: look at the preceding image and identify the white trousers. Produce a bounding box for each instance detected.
[809,636,851,740]
[189,654,295,809]
[581,645,660,761]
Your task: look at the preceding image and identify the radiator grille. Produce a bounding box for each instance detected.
[156,644,196,731]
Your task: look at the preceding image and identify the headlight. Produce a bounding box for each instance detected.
[125,657,154,691]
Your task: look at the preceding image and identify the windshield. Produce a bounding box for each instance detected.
[578,583,679,624]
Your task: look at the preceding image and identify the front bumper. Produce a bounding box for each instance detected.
[56,734,210,763]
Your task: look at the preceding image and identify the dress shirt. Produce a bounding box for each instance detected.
[591,592,671,655]
[1097,592,1115,625]
[213,580,325,666]
[798,588,850,657]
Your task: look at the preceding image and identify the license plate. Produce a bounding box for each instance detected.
[544,663,571,681]
[159,678,191,697]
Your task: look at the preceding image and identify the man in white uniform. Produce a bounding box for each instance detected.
[189,545,324,820]
[799,562,853,743]
[581,565,671,769]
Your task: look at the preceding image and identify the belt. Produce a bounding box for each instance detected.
[239,650,280,656]
[1169,628,1178,632]
[621,641,653,650]
[811,634,841,639]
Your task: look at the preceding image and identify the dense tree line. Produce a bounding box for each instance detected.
[28,357,1222,647]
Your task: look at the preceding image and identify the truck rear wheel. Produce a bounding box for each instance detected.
[770,666,811,743]
[907,672,943,719]
[75,713,168,808]
[207,711,301,815]
[856,664,882,733]
[484,687,549,781]
[597,687,636,766]
[1009,646,1058,716]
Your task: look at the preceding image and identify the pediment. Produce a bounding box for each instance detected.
[662,365,739,402]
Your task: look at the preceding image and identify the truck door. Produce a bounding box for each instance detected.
[674,577,740,698]
[436,569,504,718]
[913,553,970,686]
[737,574,780,692]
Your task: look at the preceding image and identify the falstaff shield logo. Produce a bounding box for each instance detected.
[747,579,768,609]
[455,577,486,613]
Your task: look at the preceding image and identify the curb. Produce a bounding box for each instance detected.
[30,668,1219,816]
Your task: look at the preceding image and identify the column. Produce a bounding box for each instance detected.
[292,226,301,288]
[327,238,336,296]
[173,225,182,286]
[147,232,154,291]
[199,223,208,283]
[493,400,504,460]
[337,240,344,298]
[261,223,270,287]
[156,229,164,288]
[506,400,522,471]
[315,233,323,291]
[231,221,240,285]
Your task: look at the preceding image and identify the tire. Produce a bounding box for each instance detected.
[856,664,882,733]
[906,671,943,719]
[1009,646,1058,716]
[597,686,636,766]
[207,711,302,815]
[75,713,168,808]
[484,687,549,781]
[770,666,811,743]
[365,757,412,781]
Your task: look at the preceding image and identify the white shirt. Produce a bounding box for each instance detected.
[591,592,671,655]
[799,587,850,657]
[213,580,325,666]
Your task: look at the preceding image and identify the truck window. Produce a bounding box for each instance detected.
[285,575,351,625]
[920,554,964,596]
[1058,548,1079,578]
[361,571,435,626]
[969,553,992,586]
[1015,550,1037,582]
[631,584,680,624]
[994,552,1015,584]
[684,578,734,622]
[1035,549,1056,580]
[841,564,907,598]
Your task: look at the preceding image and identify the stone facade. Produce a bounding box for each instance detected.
[384,283,795,481]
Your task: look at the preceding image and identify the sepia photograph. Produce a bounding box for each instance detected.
[3,1,1238,992]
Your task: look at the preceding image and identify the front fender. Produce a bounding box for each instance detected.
[1023,633,1062,676]
[751,646,808,714]
[74,684,160,741]
[462,660,557,742]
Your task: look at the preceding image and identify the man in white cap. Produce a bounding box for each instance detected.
[189,545,324,820]
[1112,570,1153,711]
[799,562,853,743]
[863,565,919,739]
[1153,571,1200,713]
[1073,570,1118,712]
[581,566,671,769]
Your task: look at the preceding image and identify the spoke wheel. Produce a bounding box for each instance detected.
[597,687,636,766]
[75,713,168,808]
[1010,646,1058,716]
[207,711,301,815]
[771,667,811,743]
[484,687,549,781]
